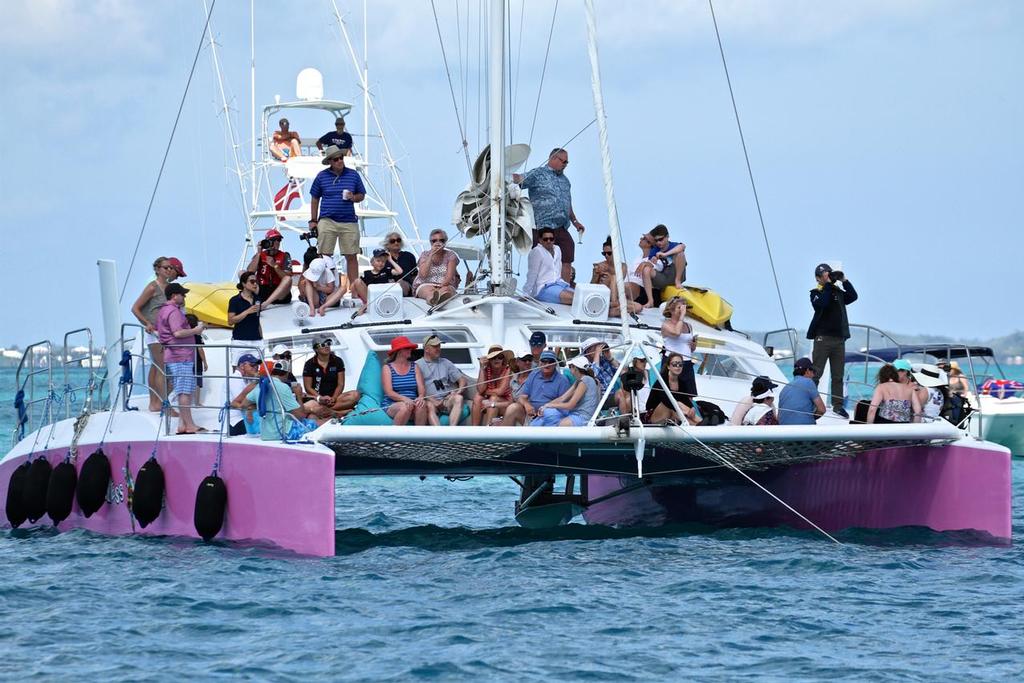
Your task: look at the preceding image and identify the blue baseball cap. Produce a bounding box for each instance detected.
[237,353,260,366]
[539,350,557,362]
[793,357,814,375]
[529,331,547,347]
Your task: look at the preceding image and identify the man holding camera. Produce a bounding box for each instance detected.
[417,335,467,426]
[244,228,292,305]
[309,145,366,297]
[807,263,858,418]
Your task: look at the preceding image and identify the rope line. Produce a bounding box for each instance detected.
[707,0,792,335]
[119,0,218,302]
[429,0,473,174]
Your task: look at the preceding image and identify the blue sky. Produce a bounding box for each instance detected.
[2,0,1021,348]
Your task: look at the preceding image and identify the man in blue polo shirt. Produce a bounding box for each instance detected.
[778,357,827,425]
[503,350,571,426]
[309,145,366,296]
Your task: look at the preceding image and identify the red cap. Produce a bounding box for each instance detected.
[166,257,187,277]
[266,228,283,241]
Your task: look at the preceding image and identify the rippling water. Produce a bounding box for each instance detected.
[2,369,1022,680]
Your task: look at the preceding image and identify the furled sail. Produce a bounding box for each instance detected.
[452,145,534,255]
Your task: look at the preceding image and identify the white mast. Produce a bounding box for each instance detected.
[488,0,506,289]
[584,0,630,340]
[363,0,369,170]
[249,0,257,214]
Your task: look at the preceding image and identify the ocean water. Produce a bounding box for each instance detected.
[1,368,1022,680]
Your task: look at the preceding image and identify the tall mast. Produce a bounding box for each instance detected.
[362,0,369,176]
[584,0,630,340]
[487,0,506,289]
[249,0,256,213]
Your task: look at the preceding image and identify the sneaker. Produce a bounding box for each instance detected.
[833,407,849,419]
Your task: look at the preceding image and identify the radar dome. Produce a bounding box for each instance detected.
[296,68,324,101]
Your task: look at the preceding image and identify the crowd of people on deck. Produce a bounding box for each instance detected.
[129,137,972,438]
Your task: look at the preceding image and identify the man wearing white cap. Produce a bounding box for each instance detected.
[271,343,303,404]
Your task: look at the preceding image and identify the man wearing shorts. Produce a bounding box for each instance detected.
[157,283,206,434]
[524,227,574,305]
[514,148,585,283]
[309,145,365,295]
[416,335,467,426]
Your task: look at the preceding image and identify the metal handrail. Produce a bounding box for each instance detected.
[61,328,96,419]
[12,340,53,444]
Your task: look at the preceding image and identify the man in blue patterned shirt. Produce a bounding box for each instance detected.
[514,148,585,283]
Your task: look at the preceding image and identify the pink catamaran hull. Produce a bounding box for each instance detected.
[584,440,1012,541]
[0,438,337,557]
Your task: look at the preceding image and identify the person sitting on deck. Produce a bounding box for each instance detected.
[302,335,360,419]
[412,229,461,306]
[270,118,302,161]
[244,228,293,306]
[591,236,642,318]
[661,298,698,401]
[381,336,427,426]
[866,363,922,424]
[531,356,601,427]
[645,223,686,292]
[731,376,780,426]
[316,116,354,155]
[247,360,320,441]
[644,352,699,426]
[380,231,418,296]
[777,357,827,425]
[504,350,571,426]
[271,343,304,405]
[471,345,515,426]
[227,353,262,436]
[301,255,344,318]
[525,227,574,305]
[416,334,467,426]
[627,233,657,309]
[345,249,401,315]
[521,331,548,372]
[581,338,618,396]
[614,353,651,417]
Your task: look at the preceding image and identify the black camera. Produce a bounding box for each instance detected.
[259,238,273,249]
[299,226,318,241]
[621,367,645,393]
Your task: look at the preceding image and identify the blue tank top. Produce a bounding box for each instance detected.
[382,363,418,407]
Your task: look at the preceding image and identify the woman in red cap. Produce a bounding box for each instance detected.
[130,256,182,412]
[380,336,427,425]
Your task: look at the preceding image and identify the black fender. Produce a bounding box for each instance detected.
[5,461,31,528]
[132,459,165,529]
[23,458,53,524]
[46,461,78,525]
[76,449,111,518]
[193,474,228,541]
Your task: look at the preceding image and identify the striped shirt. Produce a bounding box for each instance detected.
[310,166,365,222]
[382,363,418,408]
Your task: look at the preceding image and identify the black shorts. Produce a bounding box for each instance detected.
[258,282,292,303]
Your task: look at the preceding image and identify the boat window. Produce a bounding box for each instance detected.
[367,328,476,345]
[526,328,623,349]
[695,352,744,379]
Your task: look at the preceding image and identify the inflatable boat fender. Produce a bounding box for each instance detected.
[132,459,165,529]
[45,461,78,525]
[23,458,53,524]
[76,449,111,518]
[5,461,31,528]
[193,474,228,541]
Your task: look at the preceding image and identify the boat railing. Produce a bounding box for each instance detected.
[761,328,802,360]
[11,340,53,446]
[60,328,101,420]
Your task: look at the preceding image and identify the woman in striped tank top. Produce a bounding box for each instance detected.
[381,336,427,425]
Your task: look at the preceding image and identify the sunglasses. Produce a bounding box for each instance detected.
[540,237,555,243]
[313,341,332,349]
[388,238,402,244]
[602,251,613,256]
[430,238,447,244]
[161,264,176,270]
[329,157,345,163]
[669,362,684,368]
[276,352,292,359]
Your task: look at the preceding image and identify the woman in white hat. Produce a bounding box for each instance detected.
[532,355,602,426]
[912,363,949,421]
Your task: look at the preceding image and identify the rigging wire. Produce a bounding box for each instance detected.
[527,0,559,157]
[429,0,473,173]
[119,0,217,302]
[707,0,793,337]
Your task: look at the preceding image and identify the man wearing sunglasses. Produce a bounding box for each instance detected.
[525,227,575,305]
[644,224,686,292]
[310,145,366,298]
[514,147,585,283]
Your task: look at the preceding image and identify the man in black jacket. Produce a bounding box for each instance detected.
[806,263,858,418]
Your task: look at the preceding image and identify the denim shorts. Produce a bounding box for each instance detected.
[536,280,573,304]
